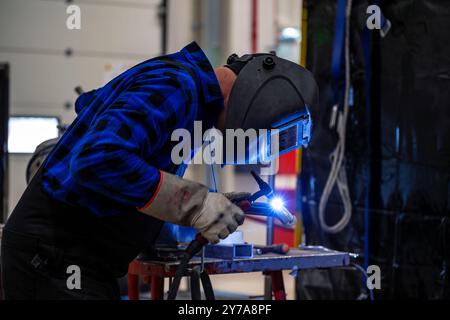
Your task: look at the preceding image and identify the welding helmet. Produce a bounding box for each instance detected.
[223,52,318,164]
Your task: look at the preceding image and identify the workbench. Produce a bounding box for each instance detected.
[127,248,351,300]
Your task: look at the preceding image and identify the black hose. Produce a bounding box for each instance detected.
[201,270,215,300]
[190,267,202,300]
[167,253,191,300]
[167,235,209,300]
[351,263,375,301]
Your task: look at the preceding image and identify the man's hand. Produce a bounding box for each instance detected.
[191,193,245,244]
[139,172,245,244]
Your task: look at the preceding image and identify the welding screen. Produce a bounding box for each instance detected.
[269,120,304,159]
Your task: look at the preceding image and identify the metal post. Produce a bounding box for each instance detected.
[158,0,168,55]
[266,173,275,245]
[264,170,276,299]
[0,64,9,224]
[251,0,258,53]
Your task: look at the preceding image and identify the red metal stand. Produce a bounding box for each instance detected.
[128,259,286,300]
[270,271,287,300]
[127,273,139,300]
[150,276,164,300]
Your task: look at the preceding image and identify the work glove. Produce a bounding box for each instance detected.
[139,172,245,244]
[224,192,252,203]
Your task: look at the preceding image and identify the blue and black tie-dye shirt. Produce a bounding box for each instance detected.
[42,42,224,217]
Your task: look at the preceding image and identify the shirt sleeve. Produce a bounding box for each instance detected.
[69,71,195,208]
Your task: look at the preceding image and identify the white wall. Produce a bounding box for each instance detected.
[167,0,196,52]
[0,0,162,215]
[220,0,276,56]
[221,0,301,57]
[277,0,302,28]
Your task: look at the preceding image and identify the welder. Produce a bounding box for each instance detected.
[1,42,317,300]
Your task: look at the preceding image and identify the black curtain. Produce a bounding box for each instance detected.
[297,0,450,299]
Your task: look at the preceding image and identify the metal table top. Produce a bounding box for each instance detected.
[130,248,351,276]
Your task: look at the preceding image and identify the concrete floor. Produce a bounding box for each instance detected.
[132,270,297,300]
[209,271,297,300]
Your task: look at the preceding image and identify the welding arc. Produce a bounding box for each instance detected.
[318,0,353,234]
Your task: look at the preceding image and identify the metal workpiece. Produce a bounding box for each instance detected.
[204,243,254,260]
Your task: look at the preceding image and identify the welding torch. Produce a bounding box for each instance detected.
[186,171,295,257]
[167,171,296,300]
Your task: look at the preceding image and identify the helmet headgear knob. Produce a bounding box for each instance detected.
[263,57,275,70]
[227,53,239,65]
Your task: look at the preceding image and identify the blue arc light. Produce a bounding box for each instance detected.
[269,197,285,212]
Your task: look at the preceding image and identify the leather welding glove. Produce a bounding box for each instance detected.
[224,192,252,203]
[139,171,245,244]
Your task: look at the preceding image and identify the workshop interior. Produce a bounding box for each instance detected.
[0,0,449,302]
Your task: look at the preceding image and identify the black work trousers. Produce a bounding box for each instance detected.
[1,168,163,300]
[1,229,120,300]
